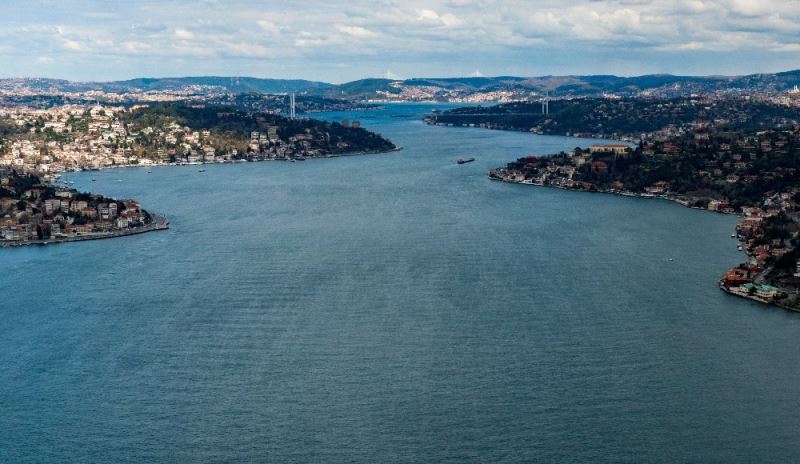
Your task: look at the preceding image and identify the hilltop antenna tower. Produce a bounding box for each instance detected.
[290,93,296,119]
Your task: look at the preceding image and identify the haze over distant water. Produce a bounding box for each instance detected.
[3,105,800,462]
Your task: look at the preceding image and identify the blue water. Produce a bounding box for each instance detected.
[3,104,800,463]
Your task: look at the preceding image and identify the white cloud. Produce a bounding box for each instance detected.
[675,41,707,50]
[336,25,378,39]
[415,8,463,27]
[0,0,797,80]
[223,41,273,57]
[174,28,194,40]
[256,19,280,35]
[122,41,152,53]
[771,43,800,52]
[61,38,85,51]
[294,31,326,48]
[417,9,441,22]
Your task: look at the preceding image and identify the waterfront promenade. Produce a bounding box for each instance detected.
[0,214,169,248]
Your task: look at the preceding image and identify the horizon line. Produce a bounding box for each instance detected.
[1,68,799,85]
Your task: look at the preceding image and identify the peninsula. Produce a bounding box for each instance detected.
[0,103,396,175]
[0,168,167,246]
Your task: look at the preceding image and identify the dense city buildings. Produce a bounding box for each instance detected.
[0,168,166,246]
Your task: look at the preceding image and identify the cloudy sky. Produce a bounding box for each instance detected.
[1,0,798,82]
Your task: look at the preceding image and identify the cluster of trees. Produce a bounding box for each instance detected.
[0,118,22,138]
[432,97,800,137]
[121,104,395,155]
[504,126,800,211]
[0,170,44,199]
[0,169,121,213]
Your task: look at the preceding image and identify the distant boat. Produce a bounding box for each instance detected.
[198,169,206,173]
[457,157,475,164]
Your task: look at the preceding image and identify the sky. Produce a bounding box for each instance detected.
[0,0,798,82]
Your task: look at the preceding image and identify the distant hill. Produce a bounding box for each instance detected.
[0,70,798,100]
[98,76,335,94]
[327,78,400,99]
[426,97,800,139]
[0,76,334,95]
[329,71,800,99]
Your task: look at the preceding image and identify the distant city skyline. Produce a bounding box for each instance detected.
[1,0,798,82]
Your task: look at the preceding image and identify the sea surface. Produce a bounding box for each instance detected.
[3,104,800,463]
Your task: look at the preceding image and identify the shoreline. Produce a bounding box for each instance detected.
[489,175,800,313]
[21,147,400,250]
[718,284,800,313]
[0,214,169,248]
[423,119,640,143]
[51,146,401,179]
[488,176,738,216]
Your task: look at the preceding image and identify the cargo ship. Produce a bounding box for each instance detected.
[457,157,475,164]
